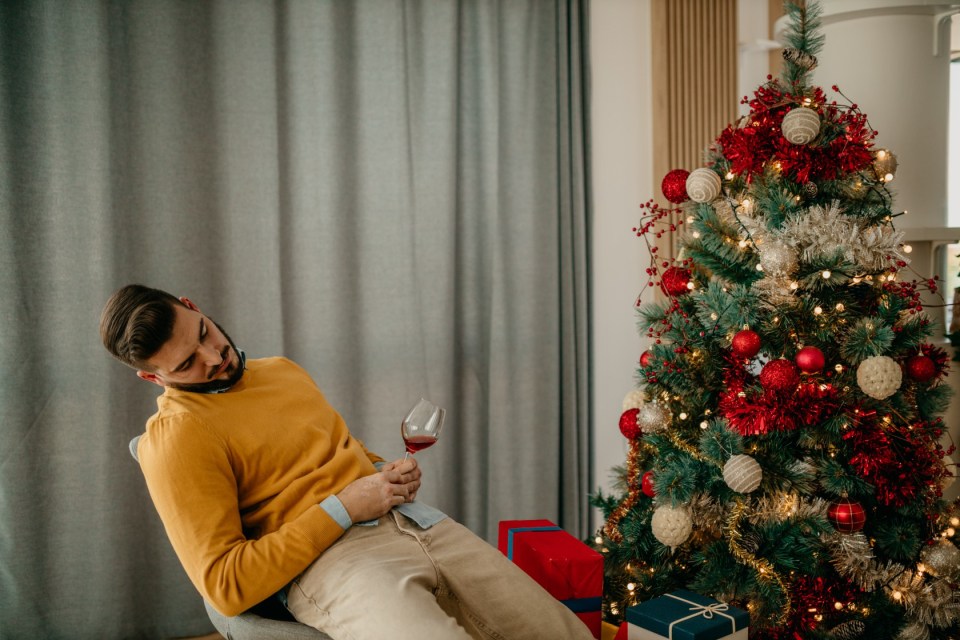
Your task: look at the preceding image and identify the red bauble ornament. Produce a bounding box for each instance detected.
[619,408,641,439]
[828,498,866,533]
[661,169,691,204]
[641,471,656,497]
[640,350,653,368]
[759,358,800,392]
[795,346,825,373]
[731,330,762,358]
[905,355,937,383]
[660,267,691,297]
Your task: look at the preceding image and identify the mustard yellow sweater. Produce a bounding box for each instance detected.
[137,357,384,616]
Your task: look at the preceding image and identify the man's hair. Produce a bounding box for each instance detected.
[100,284,185,369]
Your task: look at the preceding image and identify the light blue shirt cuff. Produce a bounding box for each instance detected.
[318,495,353,530]
[374,460,447,529]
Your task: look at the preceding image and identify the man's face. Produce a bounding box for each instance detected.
[137,298,244,393]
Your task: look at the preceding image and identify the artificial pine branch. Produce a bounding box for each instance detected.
[780,0,825,88]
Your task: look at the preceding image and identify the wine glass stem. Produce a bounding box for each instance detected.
[403,451,410,461]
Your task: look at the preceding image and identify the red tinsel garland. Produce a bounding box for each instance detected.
[755,575,864,640]
[715,82,875,184]
[719,360,838,436]
[843,414,954,507]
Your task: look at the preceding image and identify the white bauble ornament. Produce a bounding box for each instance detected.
[920,539,960,580]
[622,389,645,411]
[723,454,763,493]
[637,402,672,433]
[759,241,798,276]
[856,355,902,400]
[685,168,721,203]
[781,107,820,145]
[651,504,693,550]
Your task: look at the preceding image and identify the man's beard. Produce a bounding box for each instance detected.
[168,320,246,393]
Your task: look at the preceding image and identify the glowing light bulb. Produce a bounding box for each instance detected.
[822,270,831,279]
[835,303,845,311]
[903,244,912,254]
[892,591,903,602]
[756,264,764,272]
[679,412,688,420]
[700,421,709,429]
[738,239,748,248]
[725,171,734,180]
[814,306,823,315]
[627,583,636,592]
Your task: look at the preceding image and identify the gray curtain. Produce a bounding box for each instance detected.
[0,1,591,638]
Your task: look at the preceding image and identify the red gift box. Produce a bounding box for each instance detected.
[498,519,604,638]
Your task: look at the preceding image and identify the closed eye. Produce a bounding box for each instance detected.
[171,318,206,373]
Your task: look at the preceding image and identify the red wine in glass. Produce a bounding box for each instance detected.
[403,434,438,454]
[401,398,445,460]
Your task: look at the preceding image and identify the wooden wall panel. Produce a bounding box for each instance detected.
[650,0,738,257]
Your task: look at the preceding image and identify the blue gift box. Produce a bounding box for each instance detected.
[626,590,749,640]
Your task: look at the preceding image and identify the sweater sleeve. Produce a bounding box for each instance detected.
[138,415,346,617]
[358,438,385,466]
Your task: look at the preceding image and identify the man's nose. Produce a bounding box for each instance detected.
[199,344,223,366]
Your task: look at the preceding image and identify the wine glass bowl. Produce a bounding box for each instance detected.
[401,398,445,459]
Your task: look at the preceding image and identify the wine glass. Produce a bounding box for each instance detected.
[401,398,445,460]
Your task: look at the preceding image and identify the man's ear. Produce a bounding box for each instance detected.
[179,296,200,312]
[137,370,165,387]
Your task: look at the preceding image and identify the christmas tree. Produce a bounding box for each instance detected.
[592,3,960,639]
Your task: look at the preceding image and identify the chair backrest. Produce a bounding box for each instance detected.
[127,436,332,640]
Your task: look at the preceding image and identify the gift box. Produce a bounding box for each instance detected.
[626,589,749,640]
[498,519,604,638]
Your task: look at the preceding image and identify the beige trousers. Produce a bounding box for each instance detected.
[286,511,595,640]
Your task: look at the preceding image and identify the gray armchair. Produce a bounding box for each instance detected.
[203,597,330,640]
[129,436,331,640]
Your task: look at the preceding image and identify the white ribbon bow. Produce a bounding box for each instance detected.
[665,593,736,639]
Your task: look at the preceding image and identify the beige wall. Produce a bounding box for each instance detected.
[589,0,654,508]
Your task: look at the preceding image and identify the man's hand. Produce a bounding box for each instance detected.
[336,458,422,523]
[381,458,421,503]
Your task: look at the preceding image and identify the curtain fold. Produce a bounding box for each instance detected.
[0,1,591,637]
